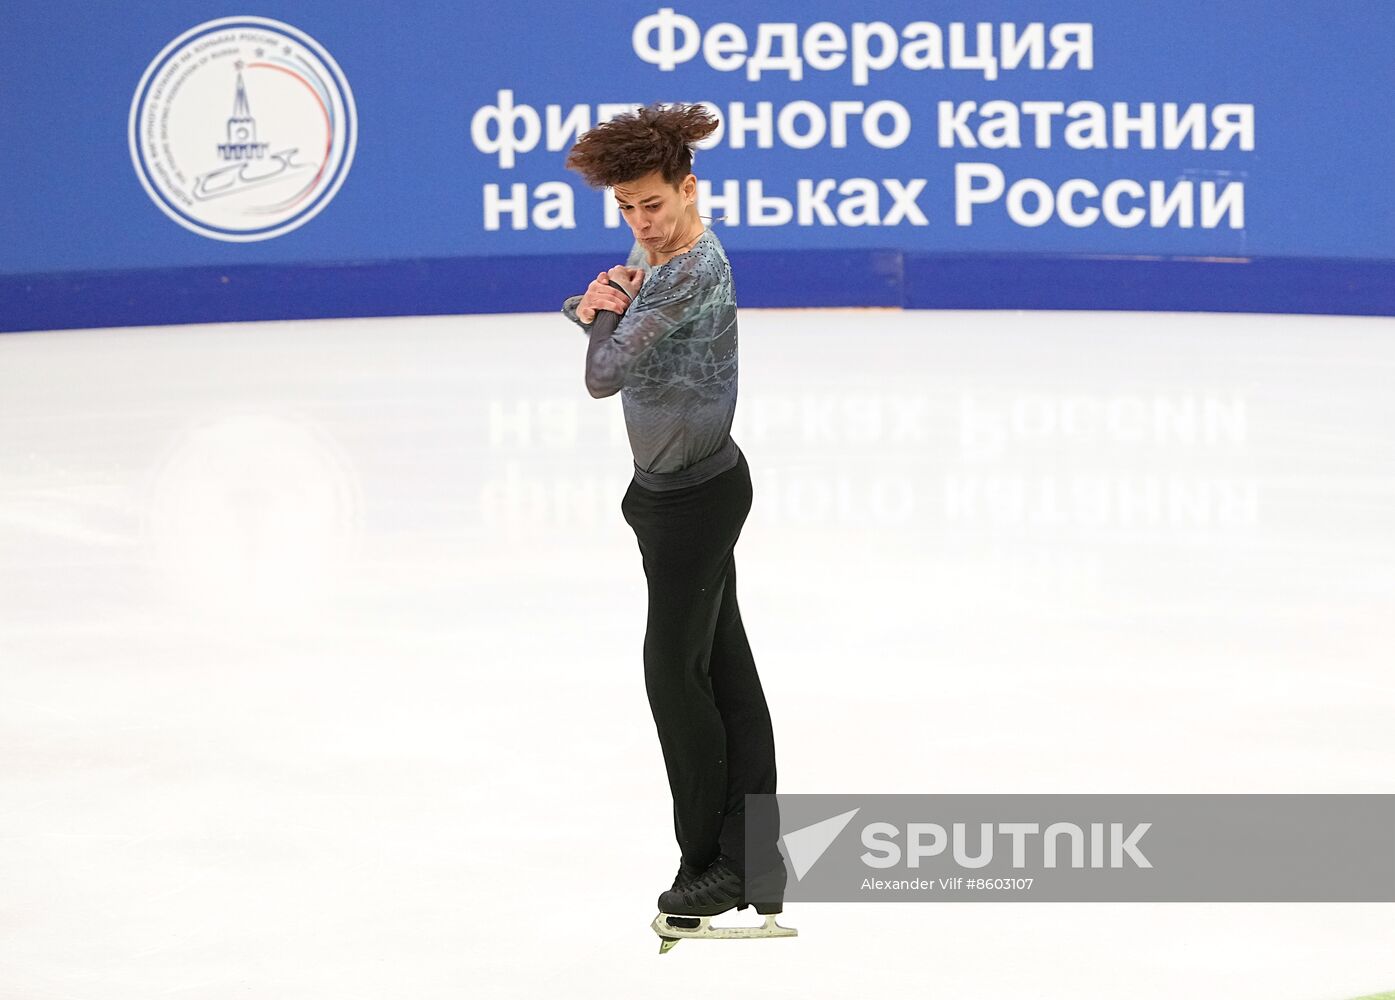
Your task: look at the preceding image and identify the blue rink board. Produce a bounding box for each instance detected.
[3,252,1394,334]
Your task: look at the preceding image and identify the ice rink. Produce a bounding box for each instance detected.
[2,306,1392,999]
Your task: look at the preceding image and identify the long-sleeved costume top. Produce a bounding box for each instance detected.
[562,226,740,491]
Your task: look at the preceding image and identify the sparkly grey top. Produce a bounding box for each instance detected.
[562,227,740,490]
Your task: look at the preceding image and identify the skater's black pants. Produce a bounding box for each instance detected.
[621,449,777,877]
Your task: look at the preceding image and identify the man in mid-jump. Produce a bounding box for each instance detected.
[561,102,793,950]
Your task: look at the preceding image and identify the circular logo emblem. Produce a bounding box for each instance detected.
[129,17,356,241]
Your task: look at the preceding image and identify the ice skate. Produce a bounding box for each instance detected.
[651,854,797,953]
[670,857,702,891]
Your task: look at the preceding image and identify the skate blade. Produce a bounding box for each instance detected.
[651,912,797,952]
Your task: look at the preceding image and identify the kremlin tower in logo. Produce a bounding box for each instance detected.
[218,66,270,163]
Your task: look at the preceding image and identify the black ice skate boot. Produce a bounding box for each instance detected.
[671,857,703,892]
[651,854,798,953]
[740,858,789,916]
[657,854,741,916]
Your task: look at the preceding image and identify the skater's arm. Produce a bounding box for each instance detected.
[561,240,647,333]
[561,293,592,331]
[584,264,713,398]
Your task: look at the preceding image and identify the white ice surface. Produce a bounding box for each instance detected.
[1,307,1392,999]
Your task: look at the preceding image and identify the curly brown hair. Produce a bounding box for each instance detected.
[564,102,719,189]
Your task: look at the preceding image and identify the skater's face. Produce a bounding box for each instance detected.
[612,170,697,255]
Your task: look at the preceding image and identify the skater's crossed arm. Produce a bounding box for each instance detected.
[581,258,719,399]
[570,266,640,327]
[561,242,648,331]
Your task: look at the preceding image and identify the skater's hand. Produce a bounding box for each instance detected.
[606,265,643,299]
[576,268,637,325]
